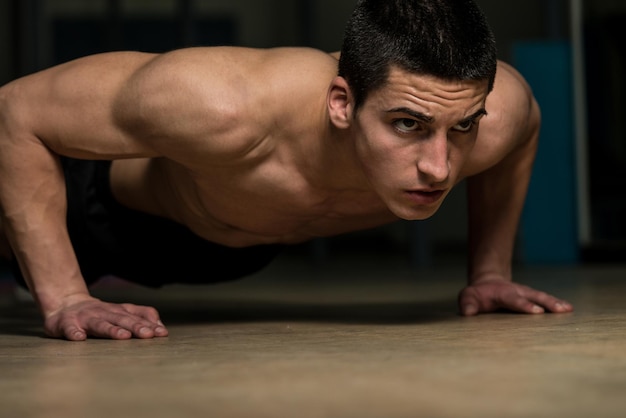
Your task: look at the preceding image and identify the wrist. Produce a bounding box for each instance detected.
[468,268,512,285]
[27,275,90,317]
[39,289,93,318]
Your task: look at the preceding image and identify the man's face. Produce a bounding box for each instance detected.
[352,67,489,220]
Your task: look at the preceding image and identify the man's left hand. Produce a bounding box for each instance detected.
[458,279,574,316]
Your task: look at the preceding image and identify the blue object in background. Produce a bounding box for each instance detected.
[513,41,579,263]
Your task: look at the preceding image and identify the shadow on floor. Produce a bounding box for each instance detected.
[0,294,459,339]
[0,302,44,338]
[152,297,459,326]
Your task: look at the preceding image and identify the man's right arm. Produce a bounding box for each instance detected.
[0,52,167,340]
[0,46,322,339]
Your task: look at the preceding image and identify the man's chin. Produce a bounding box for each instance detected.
[390,205,439,221]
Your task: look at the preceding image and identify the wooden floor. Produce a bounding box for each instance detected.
[1,254,626,418]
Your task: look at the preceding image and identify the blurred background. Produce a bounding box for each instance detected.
[0,0,624,275]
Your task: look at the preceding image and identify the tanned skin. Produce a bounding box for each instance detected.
[0,47,573,340]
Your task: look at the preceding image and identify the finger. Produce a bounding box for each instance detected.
[500,293,545,314]
[120,303,162,323]
[520,289,574,313]
[85,317,133,340]
[64,327,88,341]
[458,289,481,316]
[47,317,88,341]
[120,304,169,337]
[553,300,574,313]
[105,311,167,339]
[57,324,88,341]
[461,304,479,316]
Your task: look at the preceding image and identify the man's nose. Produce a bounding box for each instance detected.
[416,133,450,184]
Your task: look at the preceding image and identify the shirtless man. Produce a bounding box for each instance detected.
[0,0,573,341]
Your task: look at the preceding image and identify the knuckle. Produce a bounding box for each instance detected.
[132,324,150,335]
[533,289,548,298]
[98,322,123,338]
[144,306,159,318]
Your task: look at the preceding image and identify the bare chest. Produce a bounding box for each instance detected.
[114,158,396,247]
[185,167,396,246]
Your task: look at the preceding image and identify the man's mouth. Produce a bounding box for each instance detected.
[404,189,446,206]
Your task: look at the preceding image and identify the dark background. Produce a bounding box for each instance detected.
[0,0,623,271]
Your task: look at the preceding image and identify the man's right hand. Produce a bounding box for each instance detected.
[43,294,169,341]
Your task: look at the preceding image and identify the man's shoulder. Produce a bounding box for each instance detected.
[482,61,538,140]
[137,45,337,81]
[117,46,337,165]
[491,61,536,115]
[463,61,539,177]
[126,45,337,111]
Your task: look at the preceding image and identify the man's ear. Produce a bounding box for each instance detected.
[327,76,354,129]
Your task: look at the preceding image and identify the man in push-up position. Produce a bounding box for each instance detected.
[0,0,573,340]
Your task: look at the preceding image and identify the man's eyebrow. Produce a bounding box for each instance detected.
[386,107,434,123]
[459,108,488,124]
[386,107,488,123]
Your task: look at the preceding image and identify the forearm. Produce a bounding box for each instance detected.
[458,64,573,316]
[467,118,539,283]
[0,55,171,340]
[462,141,574,316]
[0,86,88,315]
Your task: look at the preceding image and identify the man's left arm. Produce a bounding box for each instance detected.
[459,64,573,316]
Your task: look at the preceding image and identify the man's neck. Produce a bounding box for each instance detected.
[305,122,371,194]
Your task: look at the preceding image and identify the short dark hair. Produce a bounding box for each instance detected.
[338,0,497,111]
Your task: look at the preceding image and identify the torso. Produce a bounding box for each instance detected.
[110,154,396,248]
[109,47,398,247]
[109,49,532,248]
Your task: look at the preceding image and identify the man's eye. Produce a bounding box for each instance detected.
[393,119,420,132]
[453,120,475,132]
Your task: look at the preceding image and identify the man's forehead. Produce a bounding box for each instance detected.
[383,66,490,96]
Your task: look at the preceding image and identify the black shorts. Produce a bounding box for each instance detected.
[12,158,283,288]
